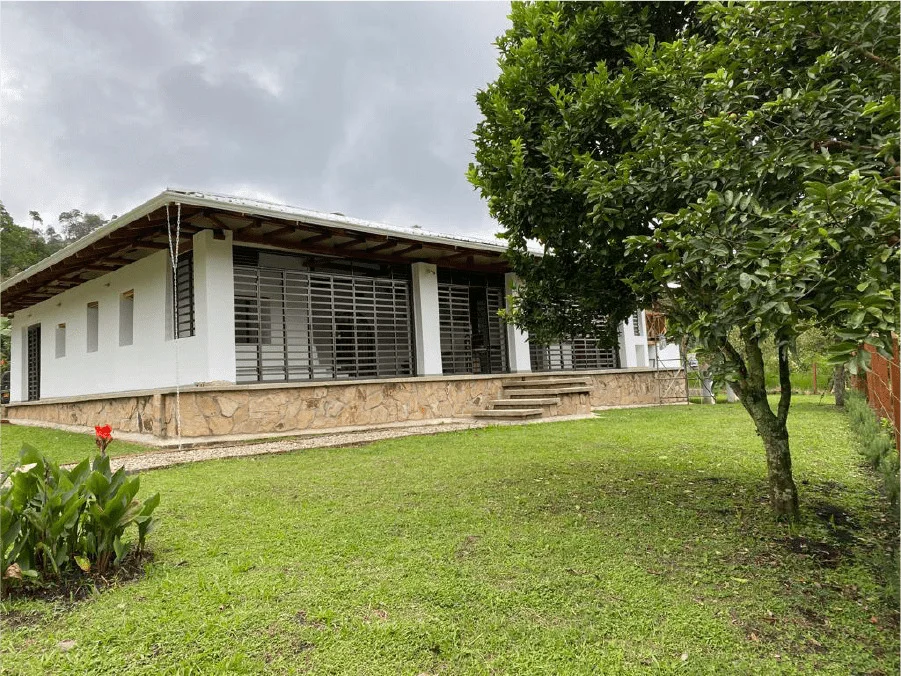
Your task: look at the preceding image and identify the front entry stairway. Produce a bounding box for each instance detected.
[473,374,593,421]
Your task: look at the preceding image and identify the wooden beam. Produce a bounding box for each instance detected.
[394,243,423,257]
[266,225,297,238]
[132,240,171,250]
[232,230,504,273]
[298,232,332,246]
[363,240,399,254]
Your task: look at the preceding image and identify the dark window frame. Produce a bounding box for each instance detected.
[174,253,195,339]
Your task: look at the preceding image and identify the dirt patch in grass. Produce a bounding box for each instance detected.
[0,608,44,630]
[0,551,154,604]
[779,536,844,567]
[455,534,481,559]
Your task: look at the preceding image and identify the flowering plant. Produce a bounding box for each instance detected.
[94,425,113,456]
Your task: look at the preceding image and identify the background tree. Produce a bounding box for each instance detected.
[57,210,107,242]
[0,203,58,279]
[470,1,899,519]
[27,210,42,232]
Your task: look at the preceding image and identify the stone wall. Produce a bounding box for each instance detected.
[5,369,681,440]
[170,377,506,437]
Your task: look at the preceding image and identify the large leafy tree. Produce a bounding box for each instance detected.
[470,1,899,519]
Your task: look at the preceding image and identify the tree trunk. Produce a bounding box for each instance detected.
[721,330,800,520]
[745,398,799,518]
[738,385,800,520]
[834,364,846,407]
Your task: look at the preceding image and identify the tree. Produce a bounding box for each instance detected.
[27,210,42,232]
[57,209,107,242]
[470,2,899,519]
[0,203,58,279]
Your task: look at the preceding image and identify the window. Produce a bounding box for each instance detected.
[55,323,66,358]
[530,338,618,372]
[86,302,99,353]
[633,311,642,337]
[119,290,134,346]
[233,247,414,383]
[173,253,195,339]
[235,296,272,345]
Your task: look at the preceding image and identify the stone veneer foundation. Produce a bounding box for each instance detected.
[4,369,684,441]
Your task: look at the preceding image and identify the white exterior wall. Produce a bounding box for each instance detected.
[8,240,236,402]
[618,311,650,368]
[650,339,682,369]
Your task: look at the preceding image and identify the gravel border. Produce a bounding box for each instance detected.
[83,421,488,473]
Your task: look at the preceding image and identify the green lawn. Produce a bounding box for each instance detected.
[2,397,898,674]
[1,424,154,469]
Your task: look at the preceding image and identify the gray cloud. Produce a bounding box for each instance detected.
[1,1,510,238]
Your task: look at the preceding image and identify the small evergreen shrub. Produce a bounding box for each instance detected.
[846,392,899,507]
[1,445,159,594]
[845,392,899,603]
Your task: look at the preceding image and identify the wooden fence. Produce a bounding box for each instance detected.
[852,338,900,448]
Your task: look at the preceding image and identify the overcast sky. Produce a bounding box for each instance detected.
[1,1,511,239]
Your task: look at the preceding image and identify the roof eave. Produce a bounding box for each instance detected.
[0,190,173,294]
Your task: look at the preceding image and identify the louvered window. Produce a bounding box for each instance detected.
[438,284,472,375]
[233,247,413,383]
[530,338,619,372]
[633,311,642,336]
[174,254,195,338]
[437,270,508,375]
[26,324,41,401]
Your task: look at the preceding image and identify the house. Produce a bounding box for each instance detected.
[1,189,684,442]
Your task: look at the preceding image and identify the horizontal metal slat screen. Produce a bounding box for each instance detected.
[438,283,472,375]
[485,286,508,374]
[529,338,618,372]
[437,269,509,376]
[233,248,413,383]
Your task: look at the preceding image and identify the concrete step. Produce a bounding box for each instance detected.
[473,408,544,419]
[502,377,590,389]
[505,386,592,397]
[491,397,560,407]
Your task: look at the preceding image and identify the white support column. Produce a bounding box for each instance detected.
[9,319,24,402]
[192,229,237,384]
[411,262,443,376]
[504,273,531,373]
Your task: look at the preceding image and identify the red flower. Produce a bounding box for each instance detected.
[94,425,113,456]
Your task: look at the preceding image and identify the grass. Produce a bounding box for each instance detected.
[1,397,898,674]
[1,424,153,469]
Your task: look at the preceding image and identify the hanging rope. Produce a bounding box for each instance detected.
[165,203,183,451]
